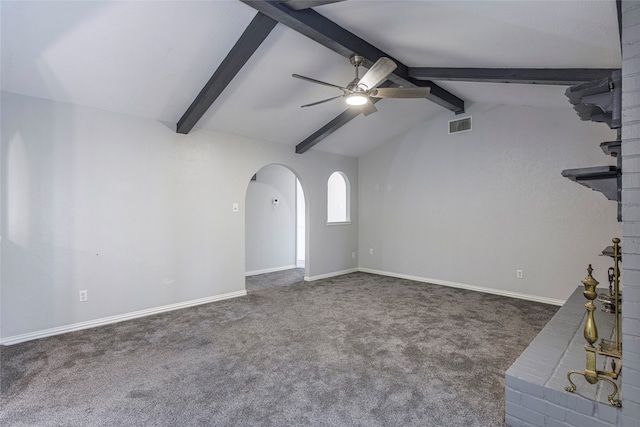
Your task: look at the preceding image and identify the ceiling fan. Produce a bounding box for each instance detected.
[292,55,431,116]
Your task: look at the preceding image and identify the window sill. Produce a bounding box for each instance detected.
[326,221,352,226]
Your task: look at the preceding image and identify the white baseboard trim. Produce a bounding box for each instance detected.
[245,264,297,277]
[1,269,562,345]
[304,268,359,282]
[0,290,247,346]
[358,268,565,306]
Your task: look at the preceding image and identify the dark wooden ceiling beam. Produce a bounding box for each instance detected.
[408,68,618,85]
[239,0,465,114]
[280,0,345,11]
[295,108,362,154]
[177,12,277,134]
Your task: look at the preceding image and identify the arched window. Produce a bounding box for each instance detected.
[327,171,350,223]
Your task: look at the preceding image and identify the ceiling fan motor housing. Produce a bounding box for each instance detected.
[349,55,365,67]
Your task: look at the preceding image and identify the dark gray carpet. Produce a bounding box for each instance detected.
[0,272,557,426]
[245,268,305,293]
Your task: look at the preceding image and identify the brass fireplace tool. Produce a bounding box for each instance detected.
[565,238,622,407]
[598,267,617,313]
[598,238,622,359]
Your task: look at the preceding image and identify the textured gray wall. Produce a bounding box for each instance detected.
[621,2,640,426]
[0,92,359,341]
[358,103,621,303]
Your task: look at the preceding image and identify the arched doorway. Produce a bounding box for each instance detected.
[244,164,306,291]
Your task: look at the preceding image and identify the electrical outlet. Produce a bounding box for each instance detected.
[79,290,88,302]
[516,270,524,279]
[352,252,356,259]
[232,202,239,212]
[369,248,374,255]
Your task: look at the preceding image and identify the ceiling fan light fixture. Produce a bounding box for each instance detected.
[345,93,368,106]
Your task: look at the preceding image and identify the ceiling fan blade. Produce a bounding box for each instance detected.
[301,94,344,108]
[292,74,348,90]
[359,99,377,116]
[358,57,397,90]
[370,87,431,99]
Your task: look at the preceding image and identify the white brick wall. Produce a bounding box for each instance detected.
[505,288,621,427]
[622,2,640,427]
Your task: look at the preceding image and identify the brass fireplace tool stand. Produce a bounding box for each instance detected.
[565,238,622,407]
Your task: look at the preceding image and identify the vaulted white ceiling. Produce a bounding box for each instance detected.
[1,1,621,157]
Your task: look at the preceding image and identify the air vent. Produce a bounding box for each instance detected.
[448,116,472,134]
